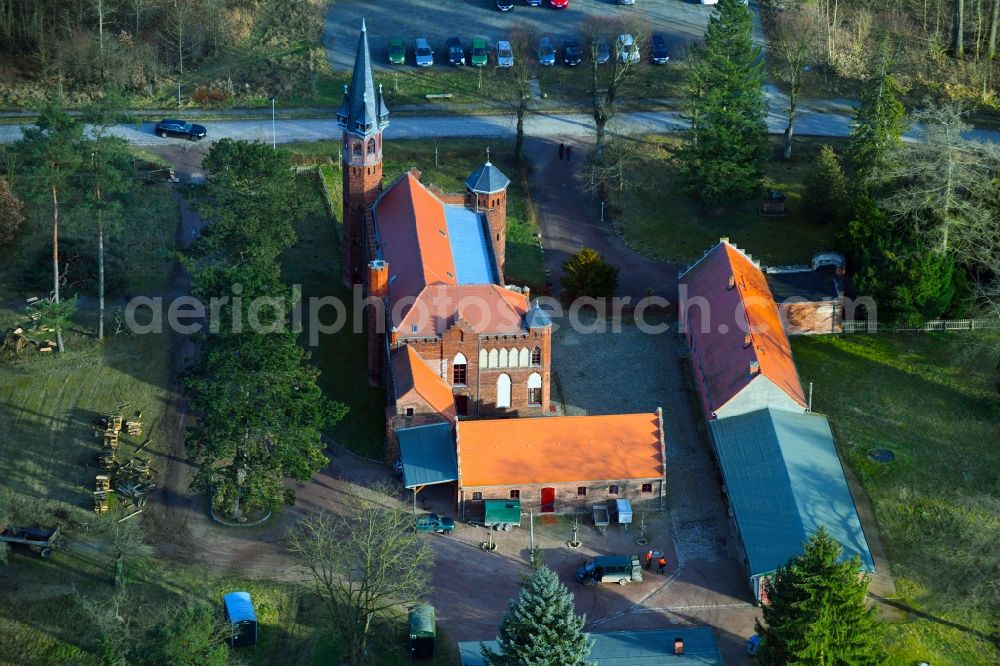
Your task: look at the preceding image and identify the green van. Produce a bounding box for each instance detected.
[575,555,643,586]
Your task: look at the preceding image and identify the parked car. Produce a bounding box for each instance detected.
[471,38,489,67]
[526,0,542,5]
[497,40,514,68]
[388,38,406,65]
[650,33,669,64]
[538,36,556,66]
[550,0,569,7]
[497,0,515,9]
[414,514,456,534]
[594,36,610,64]
[154,119,207,140]
[619,0,636,4]
[562,38,582,66]
[415,38,434,67]
[616,33,640,64]
[446,36,466,66]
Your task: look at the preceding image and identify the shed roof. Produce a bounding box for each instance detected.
[681,242,807,416]
[767,264,842,302]
[709,408,875,577]
[392,346,456,421]
[458,413,663,487]
[223,592,257,625]
[460,627,722,665]
[398,422,458,489]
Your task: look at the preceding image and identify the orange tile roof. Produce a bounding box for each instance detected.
[397,284,529,338]
[458,414,663,487]
[392,346,456,421]
[681,242,807,414]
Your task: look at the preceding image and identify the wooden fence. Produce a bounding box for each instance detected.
[841,319,1000,334]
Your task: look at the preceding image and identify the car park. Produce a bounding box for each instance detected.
[650,33,669,64]
[497,0,515,10]
[415,38,434,66]
[595,36,610,64]
[550,0,569,7]
[414,514,456,534]
[446,36,466,66]
[497,40,514,67]
[388,38,406,65]
[616,33,640,64]
[562,38,582,66]
[154,119,207,140]
[538,36,556,66]
[471,38,489,67]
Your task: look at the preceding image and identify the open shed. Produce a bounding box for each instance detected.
[223,591,258,647]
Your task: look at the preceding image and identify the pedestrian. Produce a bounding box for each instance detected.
[645,550,653,570]
[657,556,667,575]
[558,142,565,160]
[565,144,573,162]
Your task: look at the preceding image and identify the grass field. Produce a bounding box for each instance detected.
[614,136,839,266]
[793,333,1000,665]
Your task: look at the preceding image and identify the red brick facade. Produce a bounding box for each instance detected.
[341,134,384,286]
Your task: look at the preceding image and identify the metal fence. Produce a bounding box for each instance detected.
[841,319,1000,334]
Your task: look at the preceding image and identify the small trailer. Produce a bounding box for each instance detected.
[223,591,258,647]
[610,499,633,531]
[483,499,521,531]
[0,525,60,558]
[592,504,610,535]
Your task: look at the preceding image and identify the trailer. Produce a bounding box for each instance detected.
[0,525,60,558]
[483,499,521,531]
[610,499,633,530]
[592,504,610,535]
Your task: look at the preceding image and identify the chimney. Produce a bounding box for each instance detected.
[523,286,530,301]
[727,274,736,290]
[749,360,760,375]
[744,332,752,348]
[719,236,729,244]
[674,637,684,655]
[409,167,422,181]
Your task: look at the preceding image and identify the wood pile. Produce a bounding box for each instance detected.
[90,411,155,514]
[2,297,58,354]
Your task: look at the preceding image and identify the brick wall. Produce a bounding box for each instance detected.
[778,299,843,335]
[385,396,449,464]
[458,479,664,518]
[341,132,384,286]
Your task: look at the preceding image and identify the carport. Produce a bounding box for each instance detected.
[397,422,458,511]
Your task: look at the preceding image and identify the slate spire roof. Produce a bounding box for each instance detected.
[337,18,388,138]
[465,159,510,194]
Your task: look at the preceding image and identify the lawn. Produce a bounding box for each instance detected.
[793,333,1000,665]
[614,136,840,266]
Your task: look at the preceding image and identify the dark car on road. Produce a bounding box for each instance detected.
[497,0,515,9]
[155,119,206,140]
[446,37,466,66]
[650,34,670,65]
[526,0,542,5]
[562,38,582,66]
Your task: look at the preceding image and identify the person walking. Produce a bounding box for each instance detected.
[565,144,573,162]
[657,556,667,575]
[645,550,653,570]
[558,142,565,160]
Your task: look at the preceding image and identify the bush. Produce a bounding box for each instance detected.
[0,180,24,247]
[561,248,619,300]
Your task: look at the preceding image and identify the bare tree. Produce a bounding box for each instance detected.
[159,0,199,74]
[956,0,967,57]
[506,24,538,165]
[288,483,434,666]
[576,134,649,211]
[767,6,821,160]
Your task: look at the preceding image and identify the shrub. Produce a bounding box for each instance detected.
[0,180,24,246]
[561,248,619,300]
[803,145,848,225]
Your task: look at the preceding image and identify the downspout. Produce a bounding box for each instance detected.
[657,406,666,512]
[456,421,464,520]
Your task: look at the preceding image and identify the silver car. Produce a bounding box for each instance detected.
[497,40,514,68]
[415,38,434,67]
[617,34,639,64]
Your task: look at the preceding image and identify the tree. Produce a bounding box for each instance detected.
[481,566,593,666]
[766,6,821,160]
[848,70,907,188]
[756,527,884,665]
[955,0,967,58]
[576,135,649,212]
[679,0,768,203]
[16,102,84,352]
[561,248,619,300]
[506,24,538,165]
[148,603,228,666]
[0,178,24,246]
[288,484,434,666]
[803,144,848,224]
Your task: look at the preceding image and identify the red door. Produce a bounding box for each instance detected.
[541,487,555,513]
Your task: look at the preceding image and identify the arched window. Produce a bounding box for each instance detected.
[479,348,488,368]
[518,347,530,367]
[531,346,542,366]
[367,139,376,155]
[508,348,519,367]
[353,142,362,156]
[498,348,509,368]
[497,374,511,408]
[488,348,499,368]
[527,373,542,406]
[452,352,467,386]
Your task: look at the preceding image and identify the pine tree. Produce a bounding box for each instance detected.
[803,145,848,225]
[680,0,768,203]
[481,566,593,666]
[848,72,906,188]
[756,528,885,665]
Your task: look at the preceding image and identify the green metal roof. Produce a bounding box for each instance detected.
[709,408,875,577]
[398,423,457,489]
[460,627,722,665]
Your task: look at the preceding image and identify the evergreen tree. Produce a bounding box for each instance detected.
[561,247,619,299]
[481,566,593,666]
[680,0,768,203]
[803,145,848,225]
[756,528,884,665]
[848,72,906,188]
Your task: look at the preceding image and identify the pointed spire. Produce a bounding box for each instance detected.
[338,18,388,137]
[485,146,491,165]
[361,16,366,32]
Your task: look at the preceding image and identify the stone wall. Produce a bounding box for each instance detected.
[458,479,664,518]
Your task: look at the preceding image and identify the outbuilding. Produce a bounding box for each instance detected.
[223,591,258,647]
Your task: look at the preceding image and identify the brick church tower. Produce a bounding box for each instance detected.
[336,19,389,286]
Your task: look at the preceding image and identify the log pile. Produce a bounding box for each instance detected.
[90,411,155,514]
[2,297,58,353]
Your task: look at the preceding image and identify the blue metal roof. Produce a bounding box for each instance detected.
[709,408,875,577]
[444,205,497,285]
[460,627,722,665]
[465,161,511,194]
[525,301,553,328]
[223,592,257,625]
[398,422,458,489]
